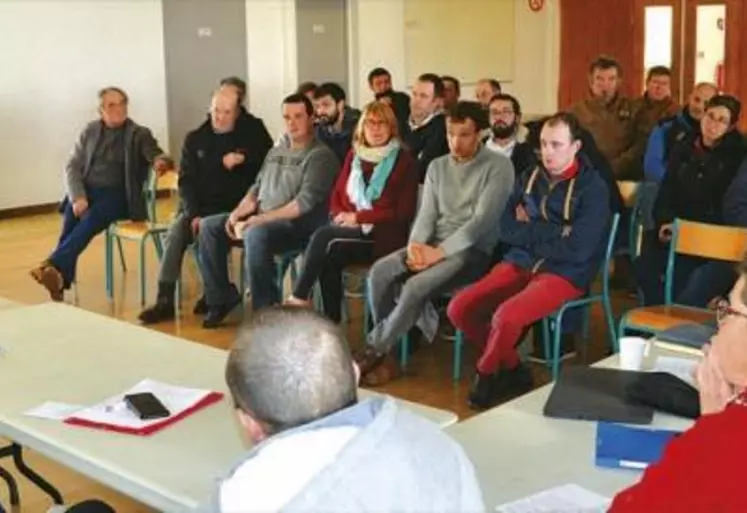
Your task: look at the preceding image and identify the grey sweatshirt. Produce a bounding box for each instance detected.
[249,137,339,215]
[200,397,485,513]
[409,146,515,256]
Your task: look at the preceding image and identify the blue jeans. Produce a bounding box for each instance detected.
[50,187,128,288]
[197,213,323,311]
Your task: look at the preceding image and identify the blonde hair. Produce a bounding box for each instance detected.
[353,101,399,149]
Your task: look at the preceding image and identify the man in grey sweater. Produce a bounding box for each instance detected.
[197,93,339,328]
[29,87,171,301]
[200,307,484,513]
[355,101,515,384]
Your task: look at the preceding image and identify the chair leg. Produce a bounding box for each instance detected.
[603,296,618,353]
[551,313,566,381]
[453,330,464,382]
[139,237,147,306]
[116,236,127,272]
[399,333,409,369]
[581,306,591,343]
[0,463,19,506]
[541,319,552,371]
[105,230,114,299]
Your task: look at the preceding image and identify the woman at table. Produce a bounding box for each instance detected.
[609,260,747,512]
[285,100,419,323]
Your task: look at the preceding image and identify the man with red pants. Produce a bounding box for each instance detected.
[447,113,610,410]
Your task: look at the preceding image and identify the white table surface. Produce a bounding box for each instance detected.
[0,296,19,310]
[0,303,457,512]
[446,347,698,509]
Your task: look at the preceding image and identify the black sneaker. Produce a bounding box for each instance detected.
[468,372,499,410]
[138,300,175,325]
[493,364,534,399]
[202,295,242,329]
[193,295,208,315]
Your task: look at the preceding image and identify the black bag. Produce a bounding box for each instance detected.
[626,371,701,419]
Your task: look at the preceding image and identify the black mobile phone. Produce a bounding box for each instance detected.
[124,392,171,420]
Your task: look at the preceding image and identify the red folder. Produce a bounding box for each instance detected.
[64,391,224,436]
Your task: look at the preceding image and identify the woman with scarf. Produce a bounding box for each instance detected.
[286,101,419,323]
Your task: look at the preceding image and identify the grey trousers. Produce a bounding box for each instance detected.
[157,212,195,284]
[367,247,490,353]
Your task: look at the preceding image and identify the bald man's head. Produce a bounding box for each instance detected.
[688,82,718,121]
[226,307,358,440]
[210,89,240,133]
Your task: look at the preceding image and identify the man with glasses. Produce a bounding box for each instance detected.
[484,94,534,177]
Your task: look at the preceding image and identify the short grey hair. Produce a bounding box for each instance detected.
[98,86,129,107]
[226,307,357,434]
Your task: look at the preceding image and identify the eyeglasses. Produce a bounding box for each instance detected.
[364,118,387,128]
[715,299,747,324]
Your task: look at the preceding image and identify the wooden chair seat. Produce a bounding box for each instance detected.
[624,305,715,333]
[110,221,169,239]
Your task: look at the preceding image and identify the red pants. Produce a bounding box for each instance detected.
[447,263,583,374]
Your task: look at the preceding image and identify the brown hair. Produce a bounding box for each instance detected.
[589,55,622,77]
[353,100,399,149]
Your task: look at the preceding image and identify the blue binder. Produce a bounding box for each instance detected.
[595,422,681,471]
[656,322,716,350]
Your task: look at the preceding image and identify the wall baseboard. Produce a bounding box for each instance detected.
[0,202,60,220]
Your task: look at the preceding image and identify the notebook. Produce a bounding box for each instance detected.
[543,367,654,425]
[595,422,681,471]
[656,322,716,351]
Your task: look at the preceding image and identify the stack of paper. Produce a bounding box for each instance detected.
[63,379,223,436]
[496,484,610,512]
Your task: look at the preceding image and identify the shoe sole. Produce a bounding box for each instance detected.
[202,296,242,329]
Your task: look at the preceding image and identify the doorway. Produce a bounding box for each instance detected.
[635,0,741,103]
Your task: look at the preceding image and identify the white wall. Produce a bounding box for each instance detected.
[347,0,559,116]
[245,0,298,138]
[0,0,169,210]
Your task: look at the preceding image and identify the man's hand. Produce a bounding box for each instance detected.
[516,205,530,223]
[225,211,239,238]
[72,197,89,218]
[406,243,425,271]
[333,212,358,227]
[153,156,173,174]
[407,243,445,272]
[659,223,674,243]
[190,217,201,236]
[222,152,246,171]
[696,347,734,415]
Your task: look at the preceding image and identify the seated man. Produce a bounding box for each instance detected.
[609,267,747,512]
[138,87,272,324]
[30,87,171,301]
[354,101,515,385]
[197,93,338,328]
[632,66,679,150]
[635,95,747,307]
[644,81,718,183]
[441,75,461,110]
[484,93,534,176]
[474,78,502,109]
[368,67,410,132]
[313,82,361,164]
[448,113,610,409]
[403,73,450,182]
[208,306,485,512]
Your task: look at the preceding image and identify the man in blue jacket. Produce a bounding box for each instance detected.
[448,112,610,409]
[643,82,718,183]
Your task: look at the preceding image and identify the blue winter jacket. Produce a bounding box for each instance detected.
[643,110,697,183]
[500,156,611,289]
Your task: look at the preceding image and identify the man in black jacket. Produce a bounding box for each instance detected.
[368,67,410,133]
[403,73,450,182]
[138,87,272,324]
[483,94,534,177]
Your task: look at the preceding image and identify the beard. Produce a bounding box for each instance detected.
[317,109,340,127]
[491,121,517,139]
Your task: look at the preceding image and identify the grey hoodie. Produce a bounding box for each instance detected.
[199,397,485,513]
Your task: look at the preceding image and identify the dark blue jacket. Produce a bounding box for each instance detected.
[722,155,747,227]
[315,106,361,165]
[643,110,697,183]
[500,156,611,289]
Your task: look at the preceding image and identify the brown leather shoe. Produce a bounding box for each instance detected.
[29,266,45,284]
[40,266,64,302]
[353,346,386,377]
[362,355,400,387]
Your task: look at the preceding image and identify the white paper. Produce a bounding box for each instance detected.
[496,484,611,513]
[652,356,698,385]
[68,379,213,429]
[25,402,84,421]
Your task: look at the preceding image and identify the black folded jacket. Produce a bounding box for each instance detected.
[626,372,701,419]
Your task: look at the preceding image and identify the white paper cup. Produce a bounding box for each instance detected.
[619,336,649,371]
